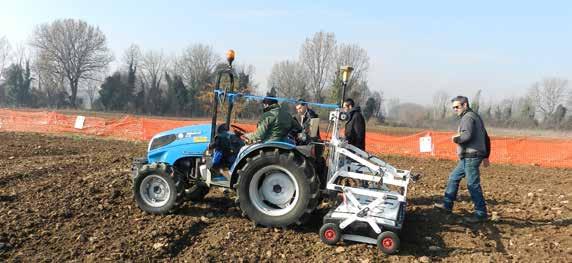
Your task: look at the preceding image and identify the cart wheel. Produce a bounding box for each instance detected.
[319,223,341,245]
[377,231,400,255]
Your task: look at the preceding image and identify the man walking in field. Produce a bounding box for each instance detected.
[434,96,491,223]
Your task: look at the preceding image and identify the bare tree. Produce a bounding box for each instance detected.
[80,71,106,109]
[123,44,141,71]
[0,36,11,79]
[140,50,168,91]
[234,63,256,89]
[237,64,255,79]
[371,90,384,119]
[118,44,141,111]
[30,19,113,107]
[175,44,220,91]
[332,43,370,97]
[33,51,68,107]
[500,98,514,122]
[300,31,336,103]
[553,104,567,125]
[386,97,400,119]
[395,103,428,127]
[431,90,449,120]
[568,89,572,108]
[84,79,99,109]
[140,50,169,113]
[471,89,482,113]
[527,77,569,120]
[515,96,535,119]
[267,60,308,99]
[12,43,30,67]
[348,80,371,106]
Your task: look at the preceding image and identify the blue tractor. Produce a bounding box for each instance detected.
[133,51,419,254]
[132,50,419,253]
[132,50,330,227]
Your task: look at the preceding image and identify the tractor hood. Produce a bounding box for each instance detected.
[147,124,211,164]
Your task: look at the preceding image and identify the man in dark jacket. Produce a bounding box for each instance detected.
[435,95,491,223]
[210,124,244,168]
[245,96,300,144]
[343,98,366,150]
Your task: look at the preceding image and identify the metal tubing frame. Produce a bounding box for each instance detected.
[211,66,235,139]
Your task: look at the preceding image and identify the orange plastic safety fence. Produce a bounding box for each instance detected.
[1,108,570,168]
[365,131,572,168]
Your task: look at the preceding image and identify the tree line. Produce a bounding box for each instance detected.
[386,78,572,130]
[1,19,570,130]
[0,19,383,122]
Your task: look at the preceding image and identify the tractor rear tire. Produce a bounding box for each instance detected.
[236,149,319,227]
[133,163,184,214]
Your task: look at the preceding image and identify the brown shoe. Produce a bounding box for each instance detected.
[464,215,487,223]
[217,168,231,179]
[434,203,452,213]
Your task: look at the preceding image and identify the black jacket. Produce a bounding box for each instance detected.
[345,106,366,150]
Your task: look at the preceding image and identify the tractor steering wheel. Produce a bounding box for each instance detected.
[231,124,248,134]
[230,124,249,140]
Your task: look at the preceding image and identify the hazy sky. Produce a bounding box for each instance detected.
[1,0,571,105]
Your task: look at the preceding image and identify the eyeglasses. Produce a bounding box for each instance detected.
[452,105,461,110]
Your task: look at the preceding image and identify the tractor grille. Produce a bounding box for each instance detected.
[149,134,177,150]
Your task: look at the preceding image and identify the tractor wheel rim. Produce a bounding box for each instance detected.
[140,174,171,207]
[324,229,336,240]
[382,238,393,248]
[249,165,299,217]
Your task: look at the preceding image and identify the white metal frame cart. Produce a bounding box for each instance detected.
[319,134,419,254]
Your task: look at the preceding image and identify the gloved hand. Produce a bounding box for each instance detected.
[296,133,308,144]
[243,136,255,145]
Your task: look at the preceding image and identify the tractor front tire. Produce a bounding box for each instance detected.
[133,163,184,214]
[236,149,319,227]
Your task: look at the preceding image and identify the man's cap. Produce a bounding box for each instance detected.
[296,98,307,106]
[262,91,278,105]
[216,123,229,134]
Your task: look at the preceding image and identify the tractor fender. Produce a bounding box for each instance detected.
[229,141,312,188]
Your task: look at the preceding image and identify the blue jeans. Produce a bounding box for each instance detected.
[443,157,488,218]
[212,150,236,168]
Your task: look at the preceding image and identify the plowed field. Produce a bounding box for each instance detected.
[0,132,570,262]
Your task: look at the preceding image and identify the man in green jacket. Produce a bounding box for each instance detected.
[245,96,301,144]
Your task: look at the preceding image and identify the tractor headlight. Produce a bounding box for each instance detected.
[149,134,177,151]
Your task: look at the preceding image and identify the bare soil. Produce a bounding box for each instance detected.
[0,131,570,262]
